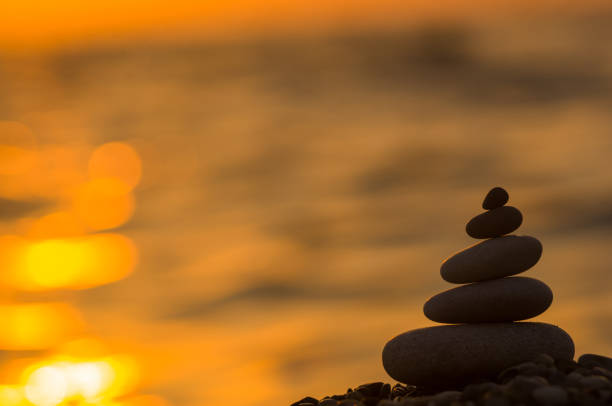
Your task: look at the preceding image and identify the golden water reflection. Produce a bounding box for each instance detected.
[2,12,612,404]
[0,131,152,404]
[0,234,137,291]
[0,304,82,351]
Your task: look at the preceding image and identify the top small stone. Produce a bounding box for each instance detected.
[482,187,509,210]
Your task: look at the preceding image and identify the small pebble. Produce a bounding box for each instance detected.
[338,400,363,406]
[532,385,568,405]
[482,187,509,210]
[462,382,500,400]
[598,389,612,402]
[497,360,548,382]
[391,384,415,397]
[361,397,379,406]
[379,384,391,398]
[533,354,556,367]
[555,358,580,374]
[579,354,612,371]
[356,383,384,397]
[293,353,612,406]
[506,375,547,394]
[347,391,365,401]
[564,372,583,386]
[592,367,612,381]
[579,375,610,390]
[434,391,462,401]
[482,397,512,406]
[547,368,567,385]
[292,397,319,406]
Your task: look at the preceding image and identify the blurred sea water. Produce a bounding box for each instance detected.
[1,13,612,405]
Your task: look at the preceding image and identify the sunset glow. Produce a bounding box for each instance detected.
[0,304,82,351]
[23,356,139,406]
[88,143,142,190]
[0,134,146,403]
[1,3,612,405]
[0,234,137,291]
[1,0,609,52]
[72,179,135,232]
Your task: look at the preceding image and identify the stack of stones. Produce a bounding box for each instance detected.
[382,187,575,390]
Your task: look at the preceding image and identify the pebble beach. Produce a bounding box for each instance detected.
[293,353,612,405]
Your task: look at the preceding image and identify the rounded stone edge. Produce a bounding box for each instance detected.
[440,235,543,284]
[382,323,575,387]
[422,277,554,323]
[465,206,523,239]
[482,187,509,210]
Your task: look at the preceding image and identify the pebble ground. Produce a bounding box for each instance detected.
[291,354,612,406]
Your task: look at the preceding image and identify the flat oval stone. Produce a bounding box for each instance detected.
[483,187,509,210]
[382,322,574,389]
[423,277,553,323]
[466,206,523,239]
[441,235,542,283]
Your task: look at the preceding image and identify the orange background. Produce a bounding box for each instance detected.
[1,2,612,405]
[2,0,609,50]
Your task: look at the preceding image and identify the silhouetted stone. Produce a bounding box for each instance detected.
[578,375,611,390]
[355,383,384,397]
[391,384,416,398]
[382,323,574,388]
[441,235,542,283]
[555,359,581,374]
[466,206,523,238]
[295,354,612,406]
[532,386,569,405]
[423,277,553,323]
[498,362,544,384]
[578,354,612,371]
[483,187,509,210]
[379,384,391,398]
[292,397,319,406]
[338,400,362,406]
[533,353,556,367]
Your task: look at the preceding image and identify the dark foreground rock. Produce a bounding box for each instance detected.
[292,353,612,406]
[382,323,574,388]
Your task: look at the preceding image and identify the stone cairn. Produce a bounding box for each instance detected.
[382,187,575,390]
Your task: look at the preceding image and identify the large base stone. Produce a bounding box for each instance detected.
[382,322,574,389]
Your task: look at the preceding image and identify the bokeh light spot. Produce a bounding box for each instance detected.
[73,178,135,231]
[123,394,171,406]
[0,303,83,351]
[0,234,137,291]
[0,385,23,406]
[21,356,138,405]
[24,211,87,239]
[0,121,38,176]
[0,145,37,176]
[25,366,67,406]
[89,142,142,190]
